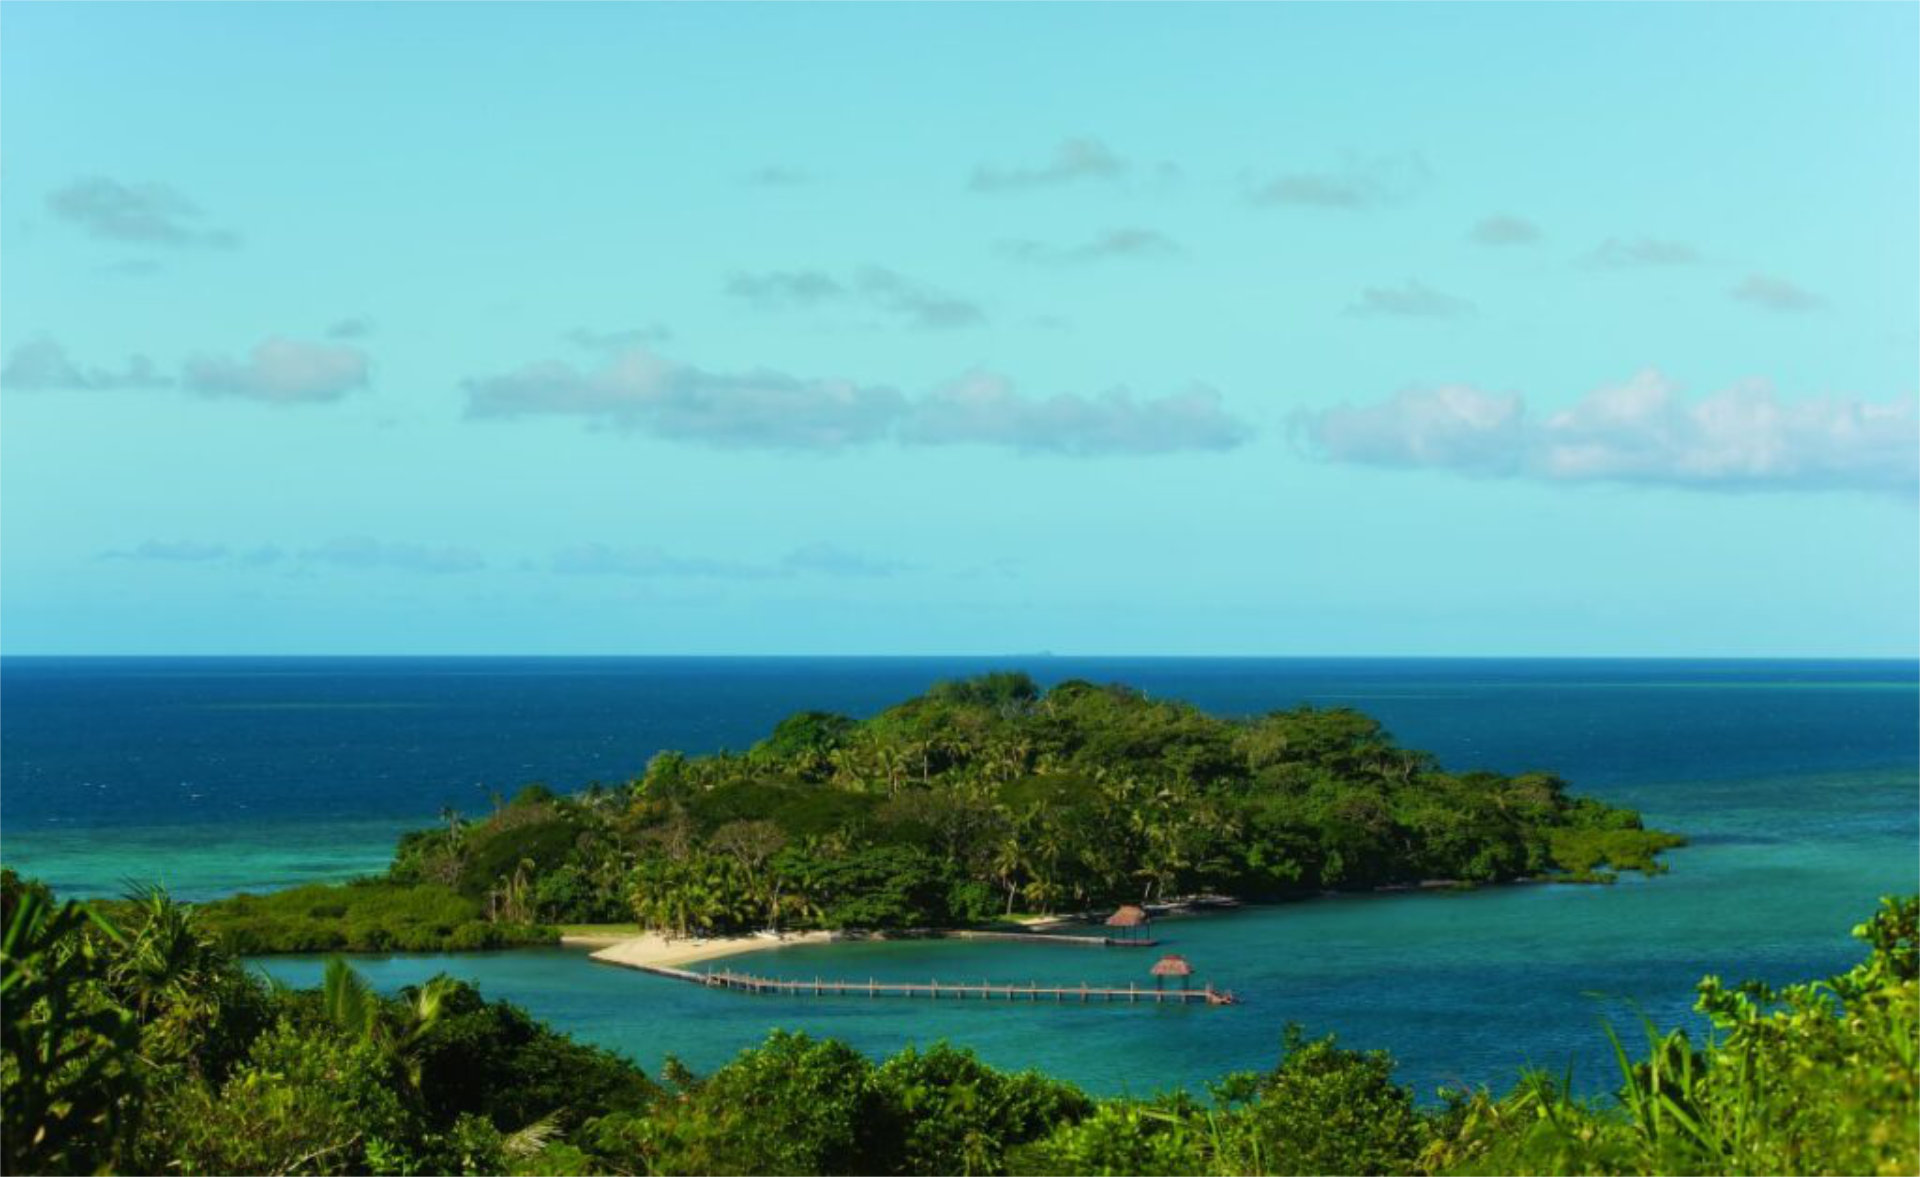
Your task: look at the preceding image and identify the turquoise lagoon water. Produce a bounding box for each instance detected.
[4,657,1916,1097]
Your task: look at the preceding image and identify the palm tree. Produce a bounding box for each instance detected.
[991,835,1027,916]
[108,884,215,1021]
[438,806,467,855]
[320,956,459,1092]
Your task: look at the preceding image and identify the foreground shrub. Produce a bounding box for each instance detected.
[6,869,1915,1177]
[630,1031,887,1175]
[1425,895,1919,1176]
[875,1042,1094,1174]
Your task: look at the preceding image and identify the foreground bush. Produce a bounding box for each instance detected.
[4,869,1913,1176]
[1423,894,1919,1176]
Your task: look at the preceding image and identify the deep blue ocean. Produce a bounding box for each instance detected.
[3,656,1915,1097]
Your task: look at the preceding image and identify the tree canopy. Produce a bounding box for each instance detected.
[328,673,1683,940]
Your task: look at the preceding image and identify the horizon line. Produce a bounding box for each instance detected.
[2,652,1916,663]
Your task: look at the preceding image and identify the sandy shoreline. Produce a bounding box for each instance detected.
[576,897,1245,969]
[587,929,836,970]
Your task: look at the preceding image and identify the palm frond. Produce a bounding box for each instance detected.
[321,955,375,1040]
[502,1113,563,1159]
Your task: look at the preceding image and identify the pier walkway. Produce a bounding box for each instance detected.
[948,930,1158,948]
[601,959,1237,1007]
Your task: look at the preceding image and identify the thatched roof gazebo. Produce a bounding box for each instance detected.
[1105,904,1150,942]
[1150,953,1194,990]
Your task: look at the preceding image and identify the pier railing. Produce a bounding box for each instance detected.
[653,965,1236,1006]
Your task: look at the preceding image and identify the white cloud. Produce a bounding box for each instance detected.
[463,347,1252,456]
[1300,385,1526,475]
[1298,370,1919,495]
[182,338,370,403]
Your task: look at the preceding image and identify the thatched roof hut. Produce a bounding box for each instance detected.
[1150,953,1193,978]
[1106,904,1149,928]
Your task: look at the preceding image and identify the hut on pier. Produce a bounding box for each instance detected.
[1150,953,1193,991]
[1105,904,1151,943]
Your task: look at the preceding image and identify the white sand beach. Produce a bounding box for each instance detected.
[587,929,835,970]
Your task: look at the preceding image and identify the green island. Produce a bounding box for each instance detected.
[192,673,1686,954]
[4,871,1914,1176]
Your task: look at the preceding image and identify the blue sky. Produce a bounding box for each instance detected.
[2,3,1916,656]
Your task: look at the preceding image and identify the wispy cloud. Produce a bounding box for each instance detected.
[466,348,905,449]
[725,270,846,310]
[462,347,1252,456]
[1296,370,1919,495]
[856,268,986,329]
[553,542,908,579]
[3,335,369,406]
[105,539,231,563]
[1585,237,1702,268]
[899,371,1251,456]
[742,165,811,187]
[996,228,1179,266]
[1247,154,1429,210]
[182,339,370,404]
[1730,274,1824,313]
[301,537,485,574]
[1346,280,1475,319]
[102,259,165,279]
[725,267,984,330]
[969,138,1128,193]
[0,337,169,391]
[48,177,238,248]
[566,324,673,349]
[1470,214,1541,246]
[102,538,474,572]
[781,542,912,578]
[551,544,771,579]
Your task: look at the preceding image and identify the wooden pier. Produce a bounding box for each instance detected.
[600,959,1236,1007]
[948,930,1159,949]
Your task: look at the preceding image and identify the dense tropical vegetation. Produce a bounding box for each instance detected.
[5,869,1913,1175]
[204,674,1683,949]
[195,879,557,955]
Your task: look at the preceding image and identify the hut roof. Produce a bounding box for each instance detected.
[1150,954,1193,977]
[1106,904,1150,928]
